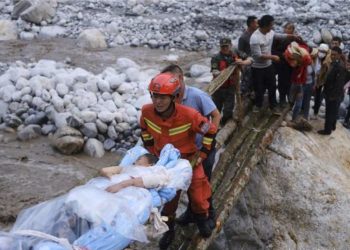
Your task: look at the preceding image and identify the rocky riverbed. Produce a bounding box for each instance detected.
[1,0,350,51]
[0,0,350,249]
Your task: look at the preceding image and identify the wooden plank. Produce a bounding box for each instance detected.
[205,65,236,95]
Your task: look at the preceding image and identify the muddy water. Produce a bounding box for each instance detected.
[0,38,208,230]
[0,38,208,74]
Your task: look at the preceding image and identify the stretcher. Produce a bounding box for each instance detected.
[0,144,192,250]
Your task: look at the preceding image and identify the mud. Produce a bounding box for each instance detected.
[0,131,120,230]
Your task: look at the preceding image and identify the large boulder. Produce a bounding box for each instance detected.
[17,0,57,25]
[321,28,333,44]
[212,126,350,249]
[77,29,107,50]
[50,126,84,154]
[0,20,17,41]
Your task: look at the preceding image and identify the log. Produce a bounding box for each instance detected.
[169,107,290,250]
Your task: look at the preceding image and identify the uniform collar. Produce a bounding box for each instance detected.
[182,86,189,102]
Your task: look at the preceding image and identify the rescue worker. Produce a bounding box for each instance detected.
[140,73,217,249]
[160,64,220,229]
[211,38,252,125]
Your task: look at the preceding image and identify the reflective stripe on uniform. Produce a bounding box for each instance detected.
[202,136,213,146]
[144,118,162,134]
[168,123,191,136]
[141,133,153,141]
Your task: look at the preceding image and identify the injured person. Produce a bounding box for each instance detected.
[100,153,171,193]
[0,144,192,250]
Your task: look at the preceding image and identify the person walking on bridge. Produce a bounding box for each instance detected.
[140,73,217,249]
[160,64,220,230]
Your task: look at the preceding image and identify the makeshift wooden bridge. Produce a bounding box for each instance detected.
[168,64,289,250]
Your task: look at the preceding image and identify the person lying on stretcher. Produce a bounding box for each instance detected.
[100,153,161,193]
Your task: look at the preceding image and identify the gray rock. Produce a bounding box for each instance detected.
[24,111,47,125]
[19,31,35,40]
[0,101,8,119]
[123,129,132,137]
[96,119,108,134]
[147,39,159,49]
[80,122,98,138]
[321,28,333,44]
[0,20,18,41]
[118,122,131,130]
[56,83,69,97]
[77,29,107,50]
[66,115,84,128]
[20,0,57,25]
[312,30,322,44]
[80,110,97,123]
[97,134,105,142]
[107,125,118,140]
[194,30,209,41]
[4,114,22,128]
[84,138,105,158]
[15,107,29,117]
[98,111,114,123]
[134,128,141,137]
[41,124,56,135]
[8,102,21,113]
[17,124,41,141]
[22,94,33,104]
[50,126,84,154]
[12,0,32,19]
[103,138,116,151]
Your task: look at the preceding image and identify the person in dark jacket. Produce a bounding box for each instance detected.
[318,47,350,135]
[342,52,350,128]
[211,38,252,125]
[272,22,296,106]
[238,16,258,94]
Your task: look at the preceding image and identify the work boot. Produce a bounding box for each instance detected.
[176,207,195,226]
[194,214,213,238]
[159,220,175,250]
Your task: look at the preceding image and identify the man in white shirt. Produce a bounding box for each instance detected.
[250,15,295,113]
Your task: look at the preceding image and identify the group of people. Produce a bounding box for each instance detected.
[211,14,350,135]
[123,14,350,250]
[119,14,350,249]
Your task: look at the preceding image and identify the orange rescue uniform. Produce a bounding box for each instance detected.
[140,103,217,215]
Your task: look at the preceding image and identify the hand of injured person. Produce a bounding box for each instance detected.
[99,166,122,178]
[106,178,144,193]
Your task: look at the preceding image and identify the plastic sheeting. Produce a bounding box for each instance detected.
[1,144,192,250]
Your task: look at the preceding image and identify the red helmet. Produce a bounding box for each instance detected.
[149,73,180,96]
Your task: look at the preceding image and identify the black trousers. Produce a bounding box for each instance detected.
[275,62,292,104]
[313,86,324,115]
[324,98,341,133]
[212,86,235,122]
[345,94,350,124]
[252,65,277,108]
